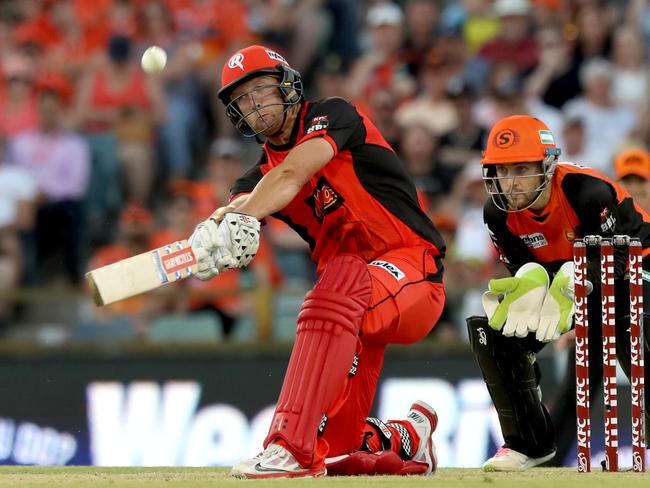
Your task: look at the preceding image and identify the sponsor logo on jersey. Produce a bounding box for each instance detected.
[305,176,344,222]
[520,232,548,249]
[265,49,288,65]
[306,115,329,134]
[565,230,575,241]
[599,207,616,232]
[486,225,511,264]
[370,260,405,281]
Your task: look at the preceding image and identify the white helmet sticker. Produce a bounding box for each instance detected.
[265,49,288,65]
[538,130,555,145]
[228,53,244,71]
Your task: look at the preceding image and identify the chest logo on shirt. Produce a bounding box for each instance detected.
[306,115,329,134]
[370,260,405,281]
[520,232,548,249]
[305,176,344,222]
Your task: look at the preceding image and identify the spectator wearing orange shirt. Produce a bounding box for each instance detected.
[88,204,158,336]
[137,1,203,179]
[614,148,650,213]
[75,34,166,236]
[0,53,39,138]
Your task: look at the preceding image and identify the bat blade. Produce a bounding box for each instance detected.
[85,240,198,306]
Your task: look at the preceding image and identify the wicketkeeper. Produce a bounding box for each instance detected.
[188,45,446,478]
[469,115,650,471]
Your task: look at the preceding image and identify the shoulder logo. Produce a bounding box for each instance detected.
[228,53,244,70]
[265,49,288,65]
[599,207,616,232]
[306,115,329,134]
[494,129,518,148]
[305,176,343,223]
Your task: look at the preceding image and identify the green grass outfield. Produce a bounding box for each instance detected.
[0,467,646,488]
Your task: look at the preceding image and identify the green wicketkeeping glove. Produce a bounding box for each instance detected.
[537,261,575,343]
[482,262,549,338]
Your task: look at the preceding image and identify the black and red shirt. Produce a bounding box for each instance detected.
[231,97,445,273]
[485,162,650,280]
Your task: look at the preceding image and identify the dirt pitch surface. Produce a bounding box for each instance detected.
[0,467,647,488]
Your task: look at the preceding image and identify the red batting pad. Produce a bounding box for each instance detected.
[264,255,372,466]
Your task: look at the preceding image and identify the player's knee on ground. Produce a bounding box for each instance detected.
[265,255,372,466]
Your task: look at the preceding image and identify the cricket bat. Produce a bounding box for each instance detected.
[86,240,198,306]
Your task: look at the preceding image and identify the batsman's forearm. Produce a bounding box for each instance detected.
[237,168,303,220]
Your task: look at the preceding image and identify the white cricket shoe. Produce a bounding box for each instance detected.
[230,443,326,479]
[482,447,556,472]
[404,400,438,475]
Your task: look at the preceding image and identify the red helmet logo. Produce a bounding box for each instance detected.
[227,53,244,71]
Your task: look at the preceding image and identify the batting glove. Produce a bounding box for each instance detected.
[215,212,260,270]
[482,262,549,338]
[188,218,237,280]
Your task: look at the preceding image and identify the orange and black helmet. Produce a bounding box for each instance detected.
[482,115,562,212]
[481,115,561,165]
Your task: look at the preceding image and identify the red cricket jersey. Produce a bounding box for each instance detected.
[231,97,445,273]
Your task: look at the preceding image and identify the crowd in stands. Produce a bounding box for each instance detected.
[0,0,648,344]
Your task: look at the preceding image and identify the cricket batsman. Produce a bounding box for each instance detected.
[188,45,446,478]
[469,114,650,470]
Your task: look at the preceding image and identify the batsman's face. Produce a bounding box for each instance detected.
[231,76,286,135]
[495,162,545,210]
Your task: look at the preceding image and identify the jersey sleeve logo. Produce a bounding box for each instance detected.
[486,224,510,264]
[305,176,344,223]
[599,207,616,232]
[306,115,329,134]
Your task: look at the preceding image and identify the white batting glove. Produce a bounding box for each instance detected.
[191,246,220,281]
[482,262,549,338]
[216,212,261,269]
[537,261,576,343]
[188,219,236,281]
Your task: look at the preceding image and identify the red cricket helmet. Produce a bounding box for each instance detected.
[217,45,303,136]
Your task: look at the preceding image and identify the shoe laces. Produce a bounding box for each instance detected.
[260,444,298,469]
